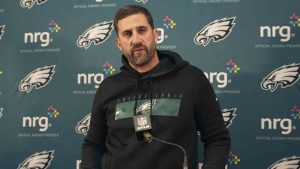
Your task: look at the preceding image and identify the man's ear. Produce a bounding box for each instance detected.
[116,37,122,51]
[154,29,158,43]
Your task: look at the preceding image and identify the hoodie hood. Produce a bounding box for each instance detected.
[119,50,189,122]
[120,50,189,80]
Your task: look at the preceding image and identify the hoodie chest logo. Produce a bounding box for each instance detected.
[136,100,157,114]
[115,98,181,120]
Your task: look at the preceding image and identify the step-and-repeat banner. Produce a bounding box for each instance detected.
[0,0,300,169]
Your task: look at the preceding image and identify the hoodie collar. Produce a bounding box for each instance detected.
[120,50,188,79]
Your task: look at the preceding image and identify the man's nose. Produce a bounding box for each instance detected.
[132,32,142,45]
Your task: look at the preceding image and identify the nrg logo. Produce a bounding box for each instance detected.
[204,72,229,88]
[22,106,60,132]
[204,59,240,88]
[77,73,104,88]
[260,106,299,135]
[260,26,293,42]
[156,28,166,44]
[77,61,116,88]
[260,13,299,42]
[24,32,52,47]
[156,16,177,44]
[24,20,61,47]
[22,116,51,132]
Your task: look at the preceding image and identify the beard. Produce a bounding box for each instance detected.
[125,41,156,67]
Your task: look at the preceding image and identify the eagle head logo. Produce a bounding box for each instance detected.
[194,17,236,46]
[261,63,300,92]
[18,150,54,169]
[222,108,237,128]
[20,0,48,9]
[268,156,300,169]
[0,25,5,40]
[75,113,91,135]
[77,21,114,49]
[136,100,157,114]
[135,0,149,3]
[197,108,236,135]
[19,65,56,93]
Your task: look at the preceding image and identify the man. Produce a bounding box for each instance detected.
[81,5,230,169]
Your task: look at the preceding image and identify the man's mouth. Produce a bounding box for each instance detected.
[133,47,144,51]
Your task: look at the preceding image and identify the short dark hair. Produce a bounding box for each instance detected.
[113,5,154,34]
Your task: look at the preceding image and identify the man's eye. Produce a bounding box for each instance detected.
[123,32,132,38]
[138,29,146,33]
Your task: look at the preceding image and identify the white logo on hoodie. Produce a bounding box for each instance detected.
[136,100,157,114]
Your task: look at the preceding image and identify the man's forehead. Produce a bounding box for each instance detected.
[120,25,148,32]
[117,14,150,31]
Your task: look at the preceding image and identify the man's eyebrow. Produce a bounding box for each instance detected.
[120,27,133,33]
[119,25,150,36]
[137,25,147,29]
[121,25,148,32]
[121,29,132,35]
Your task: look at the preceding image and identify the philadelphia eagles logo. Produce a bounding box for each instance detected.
[0,25,5,40]
[75,113,91,135]
[194,17,236,46]
[77,21,114,49]
[222,108,237,128]
[0,108,3,119]
[136,100,157,114]
[261,63,300,92]
[197,108,236,135]
[268,156,300,169]
[20,0,48,9]
[17,150,54,169]
[19,65,56,93]
[135,0,148,3]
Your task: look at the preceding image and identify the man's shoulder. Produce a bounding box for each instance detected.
[180,64,205,76]
[98,72,122,88]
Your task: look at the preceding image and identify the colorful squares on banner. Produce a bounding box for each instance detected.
[289,13,300,27]
[163,16,176,29]
[48,20,61,33]
[48,105,60,118]
[103,61,116,75]
[228,151,241,165]
[226,59,240,74]
[291,106,300,120]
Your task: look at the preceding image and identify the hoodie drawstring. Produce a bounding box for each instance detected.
[133,79,154,116]
[149,79,153,115]
[133,80,139,116]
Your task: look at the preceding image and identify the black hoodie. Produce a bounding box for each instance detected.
[81,50,230,169]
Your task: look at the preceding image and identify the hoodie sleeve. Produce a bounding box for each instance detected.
[81,87,108,169]
[194,70,231,169]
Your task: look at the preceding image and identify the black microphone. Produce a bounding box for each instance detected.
[133,113,152,140]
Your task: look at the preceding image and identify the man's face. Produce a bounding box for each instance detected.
[116,13,158,68]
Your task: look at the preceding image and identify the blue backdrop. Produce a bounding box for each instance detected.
[0,0,300,169]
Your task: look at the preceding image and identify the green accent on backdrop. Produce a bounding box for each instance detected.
[0,0,300,169]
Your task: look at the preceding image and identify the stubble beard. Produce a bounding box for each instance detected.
[126,42,156,67]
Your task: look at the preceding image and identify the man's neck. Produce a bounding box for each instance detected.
[131,53,160,73]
